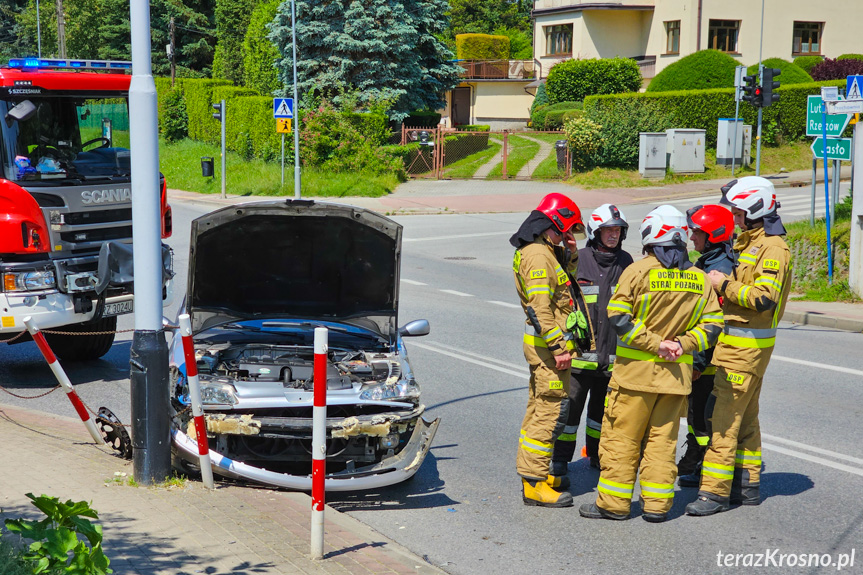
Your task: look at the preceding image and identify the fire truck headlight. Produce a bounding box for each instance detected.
[2,271,56,292]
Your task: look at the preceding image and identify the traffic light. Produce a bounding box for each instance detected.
[212,102,223,121]
[761,68,781,108]
[741,74,761,108]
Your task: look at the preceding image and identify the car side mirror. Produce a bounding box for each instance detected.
[399,319,430,337]
[5,100,36,127]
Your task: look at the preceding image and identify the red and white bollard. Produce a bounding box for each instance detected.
[22,316,105,445]
[178,314,215,490]
[310,327,328,559]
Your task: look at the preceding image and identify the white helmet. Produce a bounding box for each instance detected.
[586,203,628,242]
[720,176,778,220]
[639,205,689,247]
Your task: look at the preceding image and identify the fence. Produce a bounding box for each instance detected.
[399,127,572,181]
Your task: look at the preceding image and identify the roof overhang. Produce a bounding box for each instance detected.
[532,3,655,17]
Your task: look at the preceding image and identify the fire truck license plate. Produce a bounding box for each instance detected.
[103,301,134,317]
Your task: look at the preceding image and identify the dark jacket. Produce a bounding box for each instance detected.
[692,244,735,373]
[571,245,633,374]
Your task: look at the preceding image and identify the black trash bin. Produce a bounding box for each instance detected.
[555,140,568,170]
[201,157,214,178]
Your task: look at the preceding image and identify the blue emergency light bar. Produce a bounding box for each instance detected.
[6,58,132,71]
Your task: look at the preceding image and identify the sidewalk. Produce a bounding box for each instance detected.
[783,299,863,333]
[0,404,446,575]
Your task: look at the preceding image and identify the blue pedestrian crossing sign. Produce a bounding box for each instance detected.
[847,76,863,100]
[273,98,293,119]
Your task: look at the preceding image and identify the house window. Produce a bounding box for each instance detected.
[544,24,573,56]
[793,21,823,55]
[665,20,680,54]
[708,19,740,53]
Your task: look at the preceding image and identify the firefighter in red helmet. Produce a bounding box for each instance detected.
[510,193,585,507]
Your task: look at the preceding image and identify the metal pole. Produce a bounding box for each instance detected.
[310,327,328,560]
[129,0,171,485]
[36,0,41,58]
[220,99,226,199]
[758,0,765,65]
[55,0,66,58]
[754,0,764,176]
[291,0,301,199]
[756,106,763,176]
[810,157,816,226]
[822,103,834,283]
[731,108,741,176]
[850,120,863,297]
[281,133,285,186]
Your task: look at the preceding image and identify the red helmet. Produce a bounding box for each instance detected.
[686,204,734,244]
[536,193,584,234]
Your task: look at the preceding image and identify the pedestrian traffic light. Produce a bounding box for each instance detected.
[761,68,781,108]
[212,102,223,121]
[741,74,761,108]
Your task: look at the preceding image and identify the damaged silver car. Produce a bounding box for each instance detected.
[169,199,439,490]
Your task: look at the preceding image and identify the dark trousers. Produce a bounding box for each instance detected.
[553,370,609,466]
[687,372,714,445]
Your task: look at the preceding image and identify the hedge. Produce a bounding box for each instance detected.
[183,79,233,143]
[545,108,583,130]
[532,101,582,130]
[404,110,442,128]
[583,80,845,167]
[546,58,641,104]
[793,55,824,74]
[647,50,740,92]
[455,34,510,60]
[838,54,863,62]
[746,58,812,85]
[243,0,281,96]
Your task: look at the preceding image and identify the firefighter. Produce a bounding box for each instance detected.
[677,204,736,486]
[510,193,585,507]
[579,205,723,522]
[686,176,791,516]
[552,204,633,477]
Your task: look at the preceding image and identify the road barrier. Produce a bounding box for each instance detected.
[178,314,215,490]
[311,326,328,559]
[22,316,106,445]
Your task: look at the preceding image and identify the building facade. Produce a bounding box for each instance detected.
[533,0,862,81]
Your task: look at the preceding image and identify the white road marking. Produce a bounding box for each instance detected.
[487,300,521,309]
[422,340,528,372]
[439,289,474,297]
[762,443,863,478]
[403,231,510,243]
[401,279,427,286]
[409,341,527,378]
[762,433,863,467]
[772,354,863,377]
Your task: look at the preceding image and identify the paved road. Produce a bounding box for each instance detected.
[3,199,861,575]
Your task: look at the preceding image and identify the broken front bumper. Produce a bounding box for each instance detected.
[171,415,440,491]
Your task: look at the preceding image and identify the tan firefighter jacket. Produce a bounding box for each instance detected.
[606,254,724,395]
[513,237,578,355]
[712,225,792,376]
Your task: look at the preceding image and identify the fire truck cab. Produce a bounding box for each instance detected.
[0,57,173,360]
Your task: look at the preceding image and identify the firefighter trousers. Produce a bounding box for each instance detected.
[687,371,715,448]
[553,370,608,466]
[699,368,763,497]
[595,387,685,515]
[517,342,570,481]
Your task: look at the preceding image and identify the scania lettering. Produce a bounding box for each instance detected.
[0,58,173,360]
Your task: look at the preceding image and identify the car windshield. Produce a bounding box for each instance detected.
[0,96,131,183]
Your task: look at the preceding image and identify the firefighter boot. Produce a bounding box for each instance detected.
[685,491,730,516]
[522,479,573,508]
[548,461,571,490]
[578,502,629,521]
[677,434,706,476]
[730,469,761,506]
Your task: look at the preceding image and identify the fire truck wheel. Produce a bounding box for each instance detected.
[44,316,117,361]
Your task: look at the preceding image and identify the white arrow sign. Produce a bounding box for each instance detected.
[826,99,863,115]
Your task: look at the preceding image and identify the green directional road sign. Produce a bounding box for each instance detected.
[806,95,851,137]
[810,137,852,161]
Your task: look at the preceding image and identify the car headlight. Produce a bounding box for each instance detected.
[359,378,420,402]
[3,270,56,292]
[199,381,239,405]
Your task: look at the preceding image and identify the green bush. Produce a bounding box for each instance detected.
[838,53,863,62]
[546,58,642,104]
[793,55,824,73]
[531,83,549,114]
[532,101,582,130]
[455,34,510,60]
[455,124,491,132]
[344,112,391,147]
[161,88,189,143]
[747,58,812,85]
[182,78,233,143]
[584,80,845,166]
[647,49,739,92]
[545,108,583,130]
[211,86,262,158]
[493,26,532,59]
[564,116,605,171]
[243,0,282,95]
[404,110,442,128]
[0,539,31,575]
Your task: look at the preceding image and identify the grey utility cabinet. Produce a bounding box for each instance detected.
[717,119,753,167]
[638,132,667,178]
[666,129,705,174]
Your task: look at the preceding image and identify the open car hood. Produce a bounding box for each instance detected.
[187,200,401,340]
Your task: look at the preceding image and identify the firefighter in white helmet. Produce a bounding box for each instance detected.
[686,176,792,516]
[579,205,723,522]
[552,204,633,477]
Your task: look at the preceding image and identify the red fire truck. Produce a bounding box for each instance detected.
[1,57,173,360]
